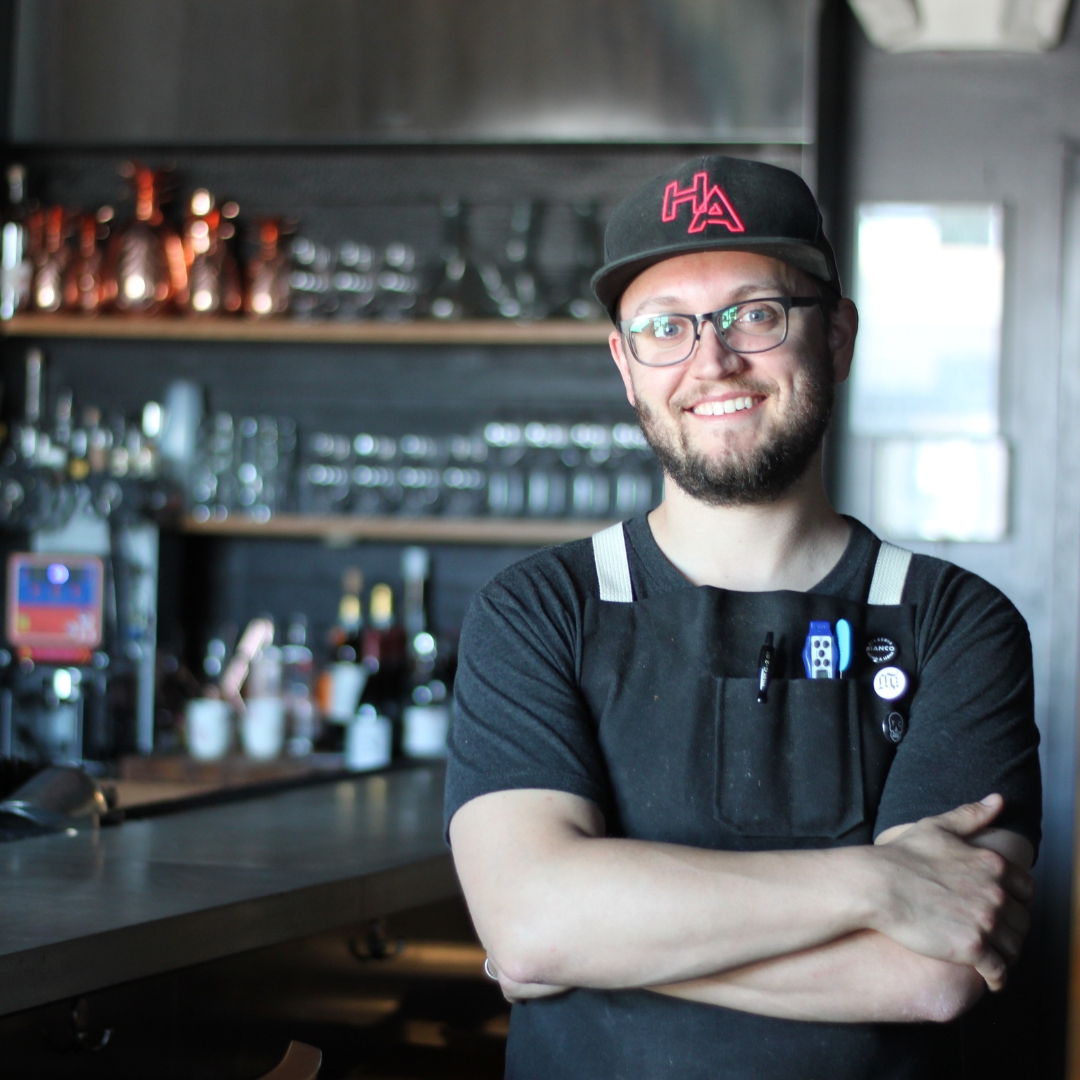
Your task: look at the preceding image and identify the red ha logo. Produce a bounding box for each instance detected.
[661,172,745,235]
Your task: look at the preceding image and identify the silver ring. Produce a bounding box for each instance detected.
[484,957,499,981]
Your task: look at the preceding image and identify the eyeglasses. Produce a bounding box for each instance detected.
[619,295,821,367]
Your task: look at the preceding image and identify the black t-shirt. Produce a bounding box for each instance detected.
[447,516,1041,846]
[445,516,1042,1079]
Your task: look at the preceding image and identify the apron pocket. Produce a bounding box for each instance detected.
[713,678,865,839]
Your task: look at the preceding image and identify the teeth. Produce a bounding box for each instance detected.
[693,396,756,416]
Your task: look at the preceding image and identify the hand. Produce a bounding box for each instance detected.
[485,956,570,1003]
[869,795,1034,991]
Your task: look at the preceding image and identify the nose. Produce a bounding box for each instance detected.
[688,319,745,379]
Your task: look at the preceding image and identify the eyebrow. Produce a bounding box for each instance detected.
[628,281,792,318]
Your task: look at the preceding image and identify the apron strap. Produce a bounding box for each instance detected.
[592,526,911,605]
[867,541,913,605]
[592,523,634,603]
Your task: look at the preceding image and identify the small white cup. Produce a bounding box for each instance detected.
[242,696,287,760]
[402,704,450,758]
[187,698,232,760]
[326,662,368,722]
[345,705,393,771]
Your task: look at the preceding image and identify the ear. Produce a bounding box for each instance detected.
[609,329,638,407]
[827,298,858,384]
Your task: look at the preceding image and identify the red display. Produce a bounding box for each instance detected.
[6,553,104,660]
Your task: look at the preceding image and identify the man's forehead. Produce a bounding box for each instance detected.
[621,251,809,315]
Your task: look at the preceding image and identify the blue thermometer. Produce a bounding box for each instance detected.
[836,619,853,676]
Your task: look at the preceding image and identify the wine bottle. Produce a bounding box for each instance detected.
[329,567,364,662]
[360,581,406,714]
[400,546,450,757]
[324,567,366,723]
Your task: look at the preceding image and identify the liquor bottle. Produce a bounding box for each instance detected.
[557,202,604,320]
[13,346,43,463]
[109,163,186,315]
[245,218,291,317]
[84,406,112,475]
[426,200,487,320]
[1,164,33,319]
[30,205,69,313]
[67,413,90,481]
[62,209,111,314]
[181,189,241,316]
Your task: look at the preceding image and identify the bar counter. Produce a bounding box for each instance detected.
[0,764,455,1017]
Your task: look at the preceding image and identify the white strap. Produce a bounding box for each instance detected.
[867,541,913,606]
[592,523,633,603]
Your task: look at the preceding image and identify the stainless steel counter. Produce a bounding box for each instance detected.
[0,764,454,1016]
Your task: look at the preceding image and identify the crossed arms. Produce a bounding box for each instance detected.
[448,789,1034,1024]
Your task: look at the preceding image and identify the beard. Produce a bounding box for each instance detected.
[635,356,835,507]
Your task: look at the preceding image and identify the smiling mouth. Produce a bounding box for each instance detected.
[688,395,762,417]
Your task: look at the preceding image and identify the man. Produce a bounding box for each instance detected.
[445,156,1041,1079]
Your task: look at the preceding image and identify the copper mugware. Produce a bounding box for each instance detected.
[30,206,70,313]
[108,163,186,315]
[244,218,291,318]
[62,209,112,314]
[180,189,241,317]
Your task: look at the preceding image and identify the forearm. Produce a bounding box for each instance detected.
[453,790,1032,996]
[652,930,986,1023]
[452,792,876,989]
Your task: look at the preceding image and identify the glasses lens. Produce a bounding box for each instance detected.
[718,299,787,354]
[626,314,697,366]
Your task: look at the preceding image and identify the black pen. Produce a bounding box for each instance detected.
[757,632,774,704]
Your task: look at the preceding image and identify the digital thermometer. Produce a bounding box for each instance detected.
[803,620,839,679]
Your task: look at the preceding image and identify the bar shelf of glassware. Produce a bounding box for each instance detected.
[0,314,611,346]
[177,513,612,545]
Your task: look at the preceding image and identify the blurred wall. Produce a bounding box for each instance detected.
[7,0,815,144]
[834,9,1080,1075]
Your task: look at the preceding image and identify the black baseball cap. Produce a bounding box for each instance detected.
[591,155,841,323]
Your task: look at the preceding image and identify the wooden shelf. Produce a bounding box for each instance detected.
[179,513,614,545]
[0,313,611,346]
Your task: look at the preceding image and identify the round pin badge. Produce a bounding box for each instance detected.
[872,665,908,701]
[866,637,897,664]
[882,711,907,745]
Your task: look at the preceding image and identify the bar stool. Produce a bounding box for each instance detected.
[256,1041,321,1080]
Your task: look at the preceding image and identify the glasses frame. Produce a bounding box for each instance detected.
[619,295,822,367]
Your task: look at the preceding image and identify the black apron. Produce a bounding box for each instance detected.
[506,525,953,1080]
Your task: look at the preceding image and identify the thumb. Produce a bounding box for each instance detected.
[932,794,1004,838]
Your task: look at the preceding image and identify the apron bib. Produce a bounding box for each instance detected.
[581,523,916,850]
[505,525,943,1080]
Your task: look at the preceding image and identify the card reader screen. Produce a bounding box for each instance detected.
[6,554,104,650]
